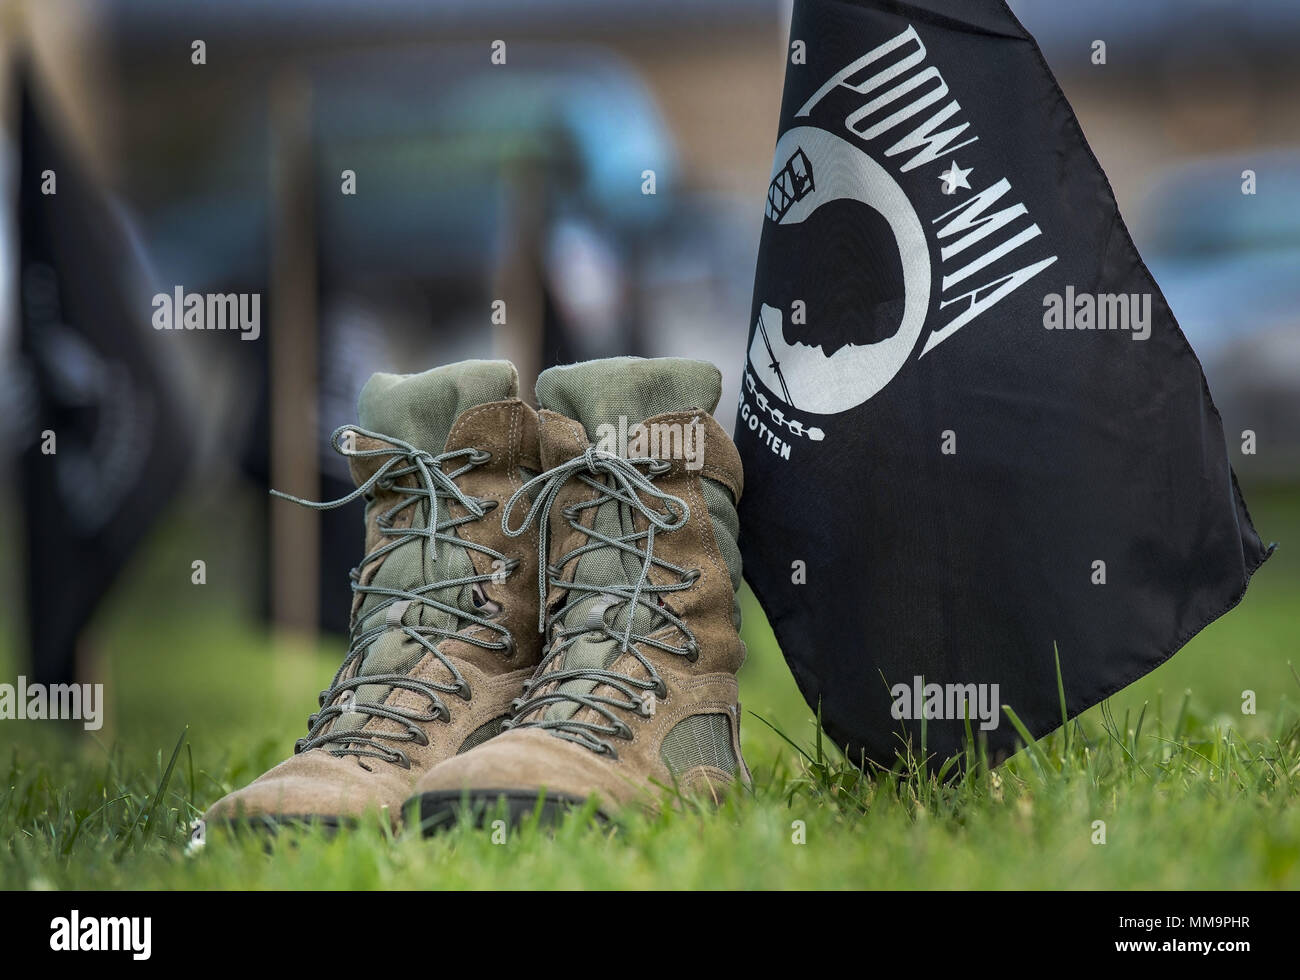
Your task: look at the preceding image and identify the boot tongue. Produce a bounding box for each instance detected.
[336,360,518,739]
[358,360,518,456]
[534,358,721,724]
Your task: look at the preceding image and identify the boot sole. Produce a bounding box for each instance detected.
[413,789,607,835]
[205,814,355,837]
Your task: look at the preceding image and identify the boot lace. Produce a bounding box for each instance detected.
[274,424,518,768]
[498,446,701,757]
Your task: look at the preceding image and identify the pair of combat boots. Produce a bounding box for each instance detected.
[203,356,750,833]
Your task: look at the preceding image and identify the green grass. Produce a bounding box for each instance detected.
[1,485,1297,890]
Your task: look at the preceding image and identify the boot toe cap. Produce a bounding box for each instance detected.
[409,727,638,813]
[203,750,408,827]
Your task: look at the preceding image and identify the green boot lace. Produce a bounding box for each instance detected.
[275,424,519,769]
[498,446,702,758]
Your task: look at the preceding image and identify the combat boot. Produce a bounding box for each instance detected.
[409,357,749,829]
[203,360,543,831]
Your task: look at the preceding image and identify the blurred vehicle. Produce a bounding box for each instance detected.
[1138,150,1300,478]
[1010,0,1300,70]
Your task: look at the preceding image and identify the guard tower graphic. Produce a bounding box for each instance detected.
[765,146,814,222]
[757,146,815,406]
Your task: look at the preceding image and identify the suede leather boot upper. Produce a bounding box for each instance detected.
[409,357,750,827]
[203,360,542,829]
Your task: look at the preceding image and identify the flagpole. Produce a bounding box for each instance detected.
[491,157,545,404]
[268,69,320,647]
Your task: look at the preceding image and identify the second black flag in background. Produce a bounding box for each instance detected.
[18,76,190,686]
[737,0,1273,767]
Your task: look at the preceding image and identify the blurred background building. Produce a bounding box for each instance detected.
[0,0,1296,689]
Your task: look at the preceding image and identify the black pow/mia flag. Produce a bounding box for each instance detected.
[18,78,189,685]
[736,0,1273,768]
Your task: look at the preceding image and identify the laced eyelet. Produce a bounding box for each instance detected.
[680,567,701,585]
[469,449,492,464]
[648,459,672,475]
[391,750,412,770]
[613,720,634,740]
[476,498,499,513]
[653,678,668,699]
[456,681,473,701]
[376,477,395,491]
[599,742,619,760]
[411,728,430,747]
[510,697,526,713]
[294,738,308,754]
[561,504,580,522]
[684,640,700,663]
[500,633,516,657]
